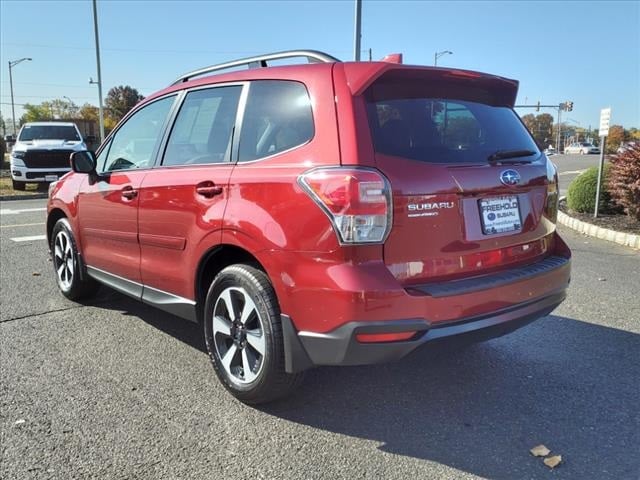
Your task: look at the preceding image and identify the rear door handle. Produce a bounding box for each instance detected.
[196,181,223,198]
[121,186,138,200]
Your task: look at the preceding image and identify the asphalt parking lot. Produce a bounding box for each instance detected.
[1,179,639,479]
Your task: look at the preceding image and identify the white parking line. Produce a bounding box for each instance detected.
[0,207,47,216]
[0,222,46,229]
[10,234,47,242]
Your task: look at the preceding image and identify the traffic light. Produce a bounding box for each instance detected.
[565,101,573,112]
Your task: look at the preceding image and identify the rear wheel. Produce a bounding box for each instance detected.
[51,218,100,300]
[12,179,25,191]
[204,264,304,404]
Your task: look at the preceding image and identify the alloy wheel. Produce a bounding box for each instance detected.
[212,287,266,384]
[53,230,74,291]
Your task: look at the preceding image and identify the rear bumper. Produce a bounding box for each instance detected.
[283,289,566,372]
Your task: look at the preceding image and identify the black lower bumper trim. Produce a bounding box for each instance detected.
[282,291,566,372]
[406,255,570,298]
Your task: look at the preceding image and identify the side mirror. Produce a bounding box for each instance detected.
[4,134,15,143]
[70,150,97,174]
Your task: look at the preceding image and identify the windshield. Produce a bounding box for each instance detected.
[366,97,539,164]
[19,125,80,142]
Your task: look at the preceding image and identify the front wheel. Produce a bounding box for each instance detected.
[51,218,100,301]
[204,264,304,404]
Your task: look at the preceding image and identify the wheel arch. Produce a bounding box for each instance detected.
[195,244,267,319]
[46,208,67,248]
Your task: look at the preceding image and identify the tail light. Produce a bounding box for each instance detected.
[298,167,392,244]
[545,159,559,223]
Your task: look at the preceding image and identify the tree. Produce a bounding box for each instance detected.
[521,113,554,148]
[606,125,625,153]
[78,103,99,122]
[21,103,52,123]
[105,86,143,122]
[20,99,78,123]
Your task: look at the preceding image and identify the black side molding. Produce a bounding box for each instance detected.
[406,255,570,298]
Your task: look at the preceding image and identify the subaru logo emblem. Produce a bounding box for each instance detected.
[500,169,521,186]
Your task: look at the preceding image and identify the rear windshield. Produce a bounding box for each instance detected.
[19,125,80,142]
[366,96,539,164]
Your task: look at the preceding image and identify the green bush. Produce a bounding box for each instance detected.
[567,165,619,214]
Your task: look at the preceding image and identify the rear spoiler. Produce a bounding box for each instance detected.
[341,63,519,107]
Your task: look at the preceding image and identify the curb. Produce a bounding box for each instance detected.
[0,193,48,201]
[558,210,640,250]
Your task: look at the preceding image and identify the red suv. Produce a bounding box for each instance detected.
[47,50,571,403]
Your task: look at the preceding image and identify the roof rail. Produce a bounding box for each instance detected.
[171,50,341,86]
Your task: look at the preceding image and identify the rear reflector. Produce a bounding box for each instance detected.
[298,167,392,244]
[356,331,417,343]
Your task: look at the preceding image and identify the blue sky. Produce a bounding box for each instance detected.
[1,0,638,131]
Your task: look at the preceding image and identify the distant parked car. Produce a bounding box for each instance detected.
[544,147,557,156]
[616,141,637,154]
[564,142,600,155]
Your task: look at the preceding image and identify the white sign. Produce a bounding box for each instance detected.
[599,108,611,137]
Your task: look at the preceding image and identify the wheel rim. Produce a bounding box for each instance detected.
[53,230,74,291]
[212,286,266,384]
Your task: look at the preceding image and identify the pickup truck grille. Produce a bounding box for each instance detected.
[23,150,73,169]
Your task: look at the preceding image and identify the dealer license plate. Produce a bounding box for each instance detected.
[479,196,522,235]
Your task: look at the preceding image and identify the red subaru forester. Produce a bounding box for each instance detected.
[47,50,571,403]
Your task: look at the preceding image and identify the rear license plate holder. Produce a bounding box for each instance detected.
[479,195,522,235]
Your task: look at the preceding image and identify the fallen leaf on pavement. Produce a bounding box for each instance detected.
[32,272,41,276]
[530,444,550,457]
[544,455,562,468]
[14,419,26,425]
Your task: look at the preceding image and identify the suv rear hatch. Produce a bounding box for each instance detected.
[353,66,558,285]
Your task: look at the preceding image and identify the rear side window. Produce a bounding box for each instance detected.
[238,81,314,162]
[366,93,539,164]
[163,86,242,166]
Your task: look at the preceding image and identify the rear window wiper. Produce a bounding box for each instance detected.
[487,149,537,163]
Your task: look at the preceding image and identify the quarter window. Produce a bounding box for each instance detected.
[103,96,175,172]
[238,81,314,162]
[163,86,242,166]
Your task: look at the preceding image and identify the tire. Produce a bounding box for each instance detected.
[204,264,304,404]
[51,218,100,301]
[12,179,26,191]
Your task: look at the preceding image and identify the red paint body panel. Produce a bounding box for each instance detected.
[138,165,233,298]
[77,172,146,282]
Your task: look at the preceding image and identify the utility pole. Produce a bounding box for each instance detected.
[353,0,362,61]
[8,57,32,135]
[92,0,105,142]
[556,105,562,152]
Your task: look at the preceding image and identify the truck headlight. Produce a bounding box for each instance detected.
[11,150,26,159]
[10,156,25,167]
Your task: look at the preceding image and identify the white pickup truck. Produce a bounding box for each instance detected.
[9,122,89,190]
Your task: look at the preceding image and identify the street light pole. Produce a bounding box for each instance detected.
[353,0,362,61]
[434,50,453,66]
[8,57,32,135]
[92,0,105,142]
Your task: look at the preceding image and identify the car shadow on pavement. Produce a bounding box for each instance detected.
[260,315,640,480]
[93,291,207,354]
[94,293,639,479]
